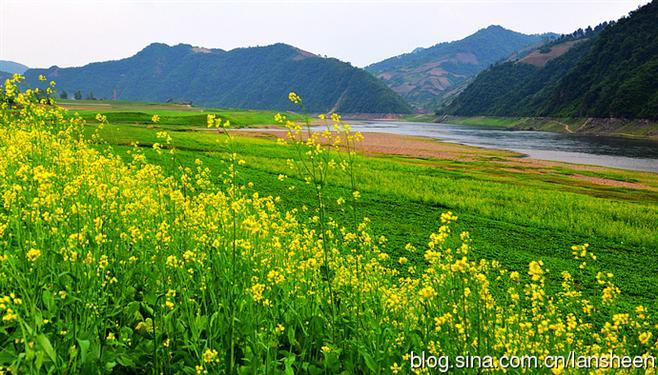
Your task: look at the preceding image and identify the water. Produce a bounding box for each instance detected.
[349,121,658,173]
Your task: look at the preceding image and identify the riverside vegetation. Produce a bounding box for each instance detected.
[1,75,658,373]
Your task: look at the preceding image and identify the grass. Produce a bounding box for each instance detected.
[2,82,658,372]
[61,99,303,129]
[440,115,658,139]
[88,116,658,309]
[440,116,524,128]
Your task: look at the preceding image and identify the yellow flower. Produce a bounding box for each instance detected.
[26,248,41,262]
[321,345,332,353]
[288,91,301,104]
[639,331,652,345]
[207,114,216,128]
[390,363,401,374]
[2,309,17,321]
[419,286,436,300]
[202,348,218,363]
[275,324,285,334]
[135,319,154,334]
[99,255,109,268]
[249,283,266,302]
[151,114,160,123]
[267,270,285,285]
[528,260,544,281]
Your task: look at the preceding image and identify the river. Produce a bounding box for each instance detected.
[349,121,658,173]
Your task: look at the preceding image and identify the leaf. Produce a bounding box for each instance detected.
[41,290,55,312]
[287,325,296,346]
[116,353,136,367]
[36,334,56,364]
[77,338,90,364]
[125,301,139,315]
[0,348,17,363]
[360,350,378,373]
[284,354,296,375]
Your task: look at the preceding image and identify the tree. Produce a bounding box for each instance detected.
[74,90,82,100]
[86,91,96,100]
[59,91,68,99]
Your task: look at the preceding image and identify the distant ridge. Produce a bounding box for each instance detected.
[0,60,29,75]
[366,25,557,109]
[22,43,412,114]
[446,1,658,120]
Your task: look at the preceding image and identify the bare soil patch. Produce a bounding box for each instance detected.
[233,129,516,161]
[571,174,652,190]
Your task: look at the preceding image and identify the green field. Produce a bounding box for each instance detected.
[82,103,658,309]
[3,85,658,372]
[437,115,658,139]
[60,99,303,129]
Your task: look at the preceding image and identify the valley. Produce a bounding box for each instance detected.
[74,101,658,310]
[1,0,657,372]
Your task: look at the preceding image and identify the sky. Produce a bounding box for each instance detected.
[0,0,650,69]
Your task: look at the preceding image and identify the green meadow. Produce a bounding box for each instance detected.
[81,104,658,309]
[61,99,304,130]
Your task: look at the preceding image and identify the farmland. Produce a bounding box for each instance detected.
[86,101,658,308]
[1,83,657,373]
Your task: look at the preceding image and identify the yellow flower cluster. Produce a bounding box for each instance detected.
[0,77,655,373]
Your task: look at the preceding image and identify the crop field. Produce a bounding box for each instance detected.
[86,102,658,308]
[59,99,304,130]
[1,78,657,373]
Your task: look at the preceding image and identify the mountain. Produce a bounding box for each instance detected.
[0,60,28,74]
[447,1,658,119]
[23,43,412,114]
[443,37,595,116]
[366,26,556,109]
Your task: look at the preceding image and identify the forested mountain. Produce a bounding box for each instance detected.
[0,60,28,74]
[366,26,556,109]
[23,43,412,113]
[447,1,658,119]
[0,71,12,82]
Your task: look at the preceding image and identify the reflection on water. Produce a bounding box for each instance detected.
[349,121,658,173]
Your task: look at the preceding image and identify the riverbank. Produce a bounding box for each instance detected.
[391,114,658,140]
[438,115,658,140]
[236,128,658,175]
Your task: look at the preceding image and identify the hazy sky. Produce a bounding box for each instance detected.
[0,0,650,69]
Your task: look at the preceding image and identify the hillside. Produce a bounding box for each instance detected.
[0,60,28,74]
[23,43,412,114]
[542,1,658,119]
[366,26,555,109]
[447,1,658,120]
[444,38,594,116]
